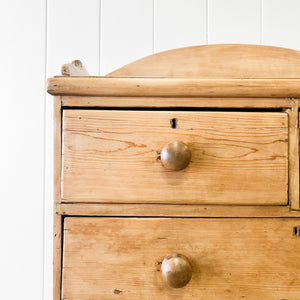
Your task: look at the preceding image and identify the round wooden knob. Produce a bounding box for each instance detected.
[161,254,192,288]
[160,141,191,171]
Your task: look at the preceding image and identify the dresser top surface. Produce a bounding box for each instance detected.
[47,44,300,98]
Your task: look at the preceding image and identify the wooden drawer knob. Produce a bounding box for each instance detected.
[161,254,192,288]
[160,141,191,171]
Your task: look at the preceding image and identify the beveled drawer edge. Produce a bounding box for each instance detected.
[56,203,300,218]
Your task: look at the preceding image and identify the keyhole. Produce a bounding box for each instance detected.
[170,118,177,129]
[293,226,300,236]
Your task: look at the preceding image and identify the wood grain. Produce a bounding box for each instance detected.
[62,217,300,299]
[287,100,300,210]
[56,203,300,218]
[62,110,288,205]
[108,44,300,78]
[61,96,293,108]
[47,77,300,98]
[53,96,62,300]
[52,44,300,300]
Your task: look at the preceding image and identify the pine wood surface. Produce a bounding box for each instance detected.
[62,110,288,205]
[108,44,300,78]
[56,203,300,218]
[61,96,293,108]
[62,217,300,299]
[287,101,300,210]
[53,97,62,300]
[51,45,300,299]
[47,77,300,98]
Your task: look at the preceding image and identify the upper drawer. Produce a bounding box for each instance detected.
[62,110,288,205]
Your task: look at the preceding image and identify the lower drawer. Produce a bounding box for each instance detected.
[62,218,300,299]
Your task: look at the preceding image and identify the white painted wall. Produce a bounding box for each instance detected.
[1,0,300,299]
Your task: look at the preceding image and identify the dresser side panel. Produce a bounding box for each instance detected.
[53,96,62,300]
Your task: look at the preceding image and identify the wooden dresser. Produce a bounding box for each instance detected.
[47,44,300,299]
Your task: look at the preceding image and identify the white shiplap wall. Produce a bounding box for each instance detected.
[1,1,300,299]
[0,1,46,300]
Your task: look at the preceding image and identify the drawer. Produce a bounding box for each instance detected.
[62,110,288,205]
[62,217,300,299]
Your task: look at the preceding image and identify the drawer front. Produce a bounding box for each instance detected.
[62,218,300,299]
[62,110,288,205]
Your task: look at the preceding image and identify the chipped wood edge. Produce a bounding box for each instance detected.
[56,203,300,218]
[53,96,62,300]
[287,99,300,210]
[61,60,89,76]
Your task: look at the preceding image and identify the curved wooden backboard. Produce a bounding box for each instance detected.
[108,44,300,78]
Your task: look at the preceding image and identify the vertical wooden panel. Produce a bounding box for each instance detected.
[208,0,261,44]
[100,0,153,75]
[53,97,63,300]
[287,100,300,210]
[263,0,300,50]
[47,0,100,76]
[0,0,46,299]
[154,0,207,53]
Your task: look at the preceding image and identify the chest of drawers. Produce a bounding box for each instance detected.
[48,44,300,299]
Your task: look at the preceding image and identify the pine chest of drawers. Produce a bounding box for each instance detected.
[48,44,300,300]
